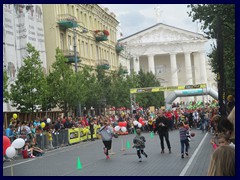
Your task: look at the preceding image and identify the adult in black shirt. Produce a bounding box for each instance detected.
[135,111,140,121]
[89,118,95,141]
[155,110,171,153]
[188,112,193,128]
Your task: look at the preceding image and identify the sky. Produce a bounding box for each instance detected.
[101,4,214,53]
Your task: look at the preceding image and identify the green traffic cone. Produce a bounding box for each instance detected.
[77,157,82,170]
[150,132,154,138]
[126,141,131,149]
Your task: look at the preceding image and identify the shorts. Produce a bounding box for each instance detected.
[103,140,112,150]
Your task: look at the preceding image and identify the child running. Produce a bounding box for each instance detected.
[179,121,189,159]
[98,120,114,159]
[132,129,148,162]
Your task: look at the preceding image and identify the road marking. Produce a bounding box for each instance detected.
[3,158,36,169]
[179,132,208,176]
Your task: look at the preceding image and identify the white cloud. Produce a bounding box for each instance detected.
[102,4,196,34]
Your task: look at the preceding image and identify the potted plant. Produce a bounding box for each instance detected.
[95,30,109,41]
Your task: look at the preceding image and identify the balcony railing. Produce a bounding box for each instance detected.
[116,44,124,53]
[62,49,80,63]
[122,66,128,74]
[96,35,108,41]
[98,59,110,70]
[57,14,78,29]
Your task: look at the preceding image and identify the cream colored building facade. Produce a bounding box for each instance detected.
[42,4,119,73]
[119,23,217,103]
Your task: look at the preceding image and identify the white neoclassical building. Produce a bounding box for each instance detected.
[3,4,47,112]
[119,23,217,104]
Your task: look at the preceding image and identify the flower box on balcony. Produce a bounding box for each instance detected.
[57,14,78,29]
[98,64,110,70]
[65,57,80,63]
[116,45,124,53]
[96,35,108,41]
[95,30,109,42]
[123,69,128,74]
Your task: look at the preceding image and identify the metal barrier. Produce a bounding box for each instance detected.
[36,133,48,150]
[34,126,102,150]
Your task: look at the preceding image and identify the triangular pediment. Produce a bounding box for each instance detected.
[120,23,207,45]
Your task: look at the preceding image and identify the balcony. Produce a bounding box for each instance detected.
[116,44,124,53]
[96,35,108,42]
[98,59,110,70]
[57,14,78,30]
[94,30,109,42]
[122,66,128,74]
[62,50,80,63]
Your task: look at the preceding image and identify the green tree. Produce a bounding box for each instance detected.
[73,65,95,114]
[10,43,47,114]
[3,69,9,103]
[107,66,130,110]
[95,66,111,114]
[188,4,235,96]
[135,69,164,108]
[82,66,100,110]
[47,48,75,115]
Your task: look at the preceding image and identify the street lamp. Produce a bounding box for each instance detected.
[73,23,88,117]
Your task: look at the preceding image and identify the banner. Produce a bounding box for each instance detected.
[68,128,80,144]
[130,84,207,94]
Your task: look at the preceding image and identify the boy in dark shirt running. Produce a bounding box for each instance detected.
[133,129,148,162]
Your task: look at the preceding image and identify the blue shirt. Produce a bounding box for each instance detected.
[5,128,14,138]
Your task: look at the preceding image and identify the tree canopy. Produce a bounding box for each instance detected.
[9,43,47,113]
[188,4,235,96]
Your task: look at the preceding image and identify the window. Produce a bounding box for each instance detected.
[56,5,60,14]
[99,47,101,60]
[90,44,93,59]
[89,16,92,30]
[78,40,81,53]
[80,12,83,22]
[81,41,84,57]
[72,5,74,16]
[76,9,79,20]
[85,42,88,58]
[8,62,16,79]
[84,13,87,28]
[72,36,74,48]
[60,33,64,50]
[61,4,64,13]
[68,35,71,50]
[67,4,70,14]
[106,50,109,60]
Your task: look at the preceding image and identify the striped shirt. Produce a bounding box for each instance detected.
[179,127,188,141]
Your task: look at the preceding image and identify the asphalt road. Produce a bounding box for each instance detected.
[3,129,213,176]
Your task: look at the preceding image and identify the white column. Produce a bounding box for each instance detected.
[184,52,193,85]
[199,51,207,84]
[170,53,178,86]
[148,54,155,74]
[193,52,200,84]
[134,56,140,74]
